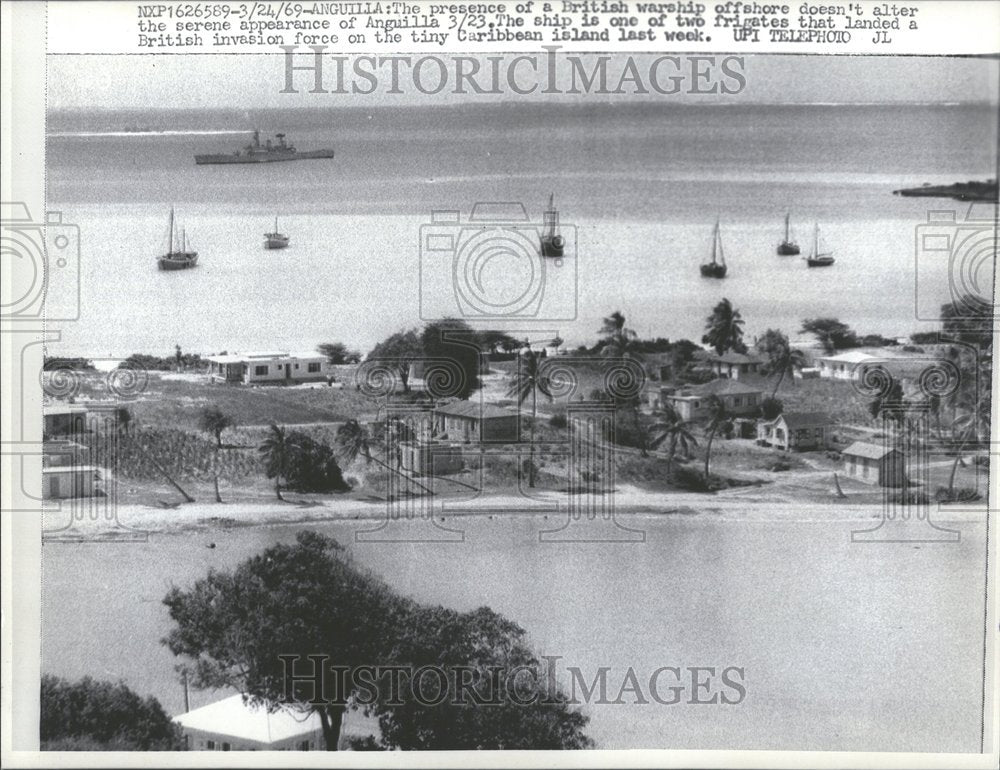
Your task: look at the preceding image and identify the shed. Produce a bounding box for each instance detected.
[841,441,906,487]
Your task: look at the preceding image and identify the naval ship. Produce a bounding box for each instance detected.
[194,131,335,165]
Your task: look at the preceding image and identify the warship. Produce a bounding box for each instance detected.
[195,131,335,165]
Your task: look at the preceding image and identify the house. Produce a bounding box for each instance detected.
[841,442,906,487]
[816,351,880,381]
[663,379,763,422]
[207,352,333,385]
[708,351,765,380]
[43,404,89,437]
[434,401,519,443]
[173,695,329,751]
[399,439,465,476]
[757,412,832,451]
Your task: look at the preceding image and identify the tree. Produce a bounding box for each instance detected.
[703,299,747,356]
[199,406,234,448]
[368,329,423,394]
[317,342,361,365]
[175,344,183,370]
[598,310,637,356]
[163,532,592,751]
[478,331,523,355]
[163,532,407,751]
[335,419,431,496]
[702,395,730,479]
[757,329,807,398]
[421,319,480,400]
[372,604,593,750]
[41,675,183,751]
[597,311,648,455]
[941,293,994,349]
[507,348,553,487]
[760,397,783,420]
[799,318,858,354]
[116,406,132,435]
[648,405,697,476]
[259,424,293,501]
[282,432,351,494]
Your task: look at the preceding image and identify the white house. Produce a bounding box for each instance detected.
[207,352,333,385]
[816,351,879,381]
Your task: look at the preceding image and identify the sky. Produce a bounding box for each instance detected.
[46,53,999,111]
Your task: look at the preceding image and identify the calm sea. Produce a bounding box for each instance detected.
[44,103,997,357]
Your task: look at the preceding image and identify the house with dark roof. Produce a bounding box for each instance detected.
[757,412,832,451]
[433,401,519,443]
[662,378,763,422]
[841,441,905,487]
[709,351,765,380]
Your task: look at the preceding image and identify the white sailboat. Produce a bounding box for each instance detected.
[264,215,289,250]
[804,223,834,267]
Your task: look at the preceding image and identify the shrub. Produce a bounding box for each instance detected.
[284,432,351,493]
[770,460,792,472]
[670,465,711,492]
[934,486,981,503]
[549,413,568,429]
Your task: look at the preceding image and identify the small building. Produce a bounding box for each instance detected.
[173,695,324,751]
[207,352,332,385]
[43,465,101,499]
[841,441,906,487]
[708,352,765,380]
[757,412,832,451]
[434,401,519,443]
[816,351,879,381]
[663,379,763,422]
[399,439,465,476]
[43,404,89,437]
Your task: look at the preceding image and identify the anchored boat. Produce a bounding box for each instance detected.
[540,193,566,258]
[264,216,289,250]
[195,131,335,165]
[777,212,800,255]
[804,223,835,267]
[700,219,728,278]
[157,208,198,271]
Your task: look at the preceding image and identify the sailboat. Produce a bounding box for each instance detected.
[700,219,728,278]
[540,193,565,258]
[776,212,800,255]
[804,223,835,267]
[157,208,198,270]
[264,215,290,250]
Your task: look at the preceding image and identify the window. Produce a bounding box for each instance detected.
[294,363,299,369]
[207,740,216,750]
[254,365,268,376]
[308,362,321,373]
[222,742,231,751]
[297,740,310,751]
[733,397,742,407]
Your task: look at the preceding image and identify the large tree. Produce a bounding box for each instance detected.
[41,675,183,751]
[648,405,697,476]
[163,532,406,750]
[703,299,747,356]
[421,318,480,400]
[702,395,730,479]
[368,329,423,394]
[317,342,361,365]
[199,406,235,448]
[799,317,858,354]
[163,532,592,751]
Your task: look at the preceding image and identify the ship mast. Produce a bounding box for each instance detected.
[785,213,791,242]
[168,207,175,254]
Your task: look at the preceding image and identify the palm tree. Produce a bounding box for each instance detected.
[702,298,746,356]
[507,348,553,487]
[758,329,807,398]
[599,311,638,356]
[335,418,432,496]
[258,424,294,501]
[702,395,730,480]
[648,405,698,475]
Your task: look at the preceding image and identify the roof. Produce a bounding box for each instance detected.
[711,352,764,365]
[435,400,516,420]
[818,351,878,364]
[206,354,246,364]
[669,378,762,398]
[207,352,325,364]
[842,441,899,460]
[773,411,832,429]
[42,404,88,416]
[173,695,320,744]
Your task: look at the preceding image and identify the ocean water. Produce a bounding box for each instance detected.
[43,103,997,357]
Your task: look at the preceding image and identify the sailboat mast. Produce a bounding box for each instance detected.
[168,207,175,254]
[785,213,790,242]
[813,223,819,257]
[711,220,718,264]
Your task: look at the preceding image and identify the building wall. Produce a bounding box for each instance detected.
[43,469,97,499]
[181,726,324,752]
[244,359,330,384]
[437,414,519,443]
[400,441,464,476]
[43,412,87,436]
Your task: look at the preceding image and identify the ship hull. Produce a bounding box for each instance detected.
[700,263,727,278]
[195,150,335,165]
[777,242,800,256]
[805,257,835,267]
[264,236,290,250]
[541,235,565,258]
[158,252,199,270]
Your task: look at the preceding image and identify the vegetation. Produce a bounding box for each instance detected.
[41,675,183,751]
[120,351,205,372]
[702,395,731,479]
[757,328,806,398]
[648,405,697,475]
[43,356,95,371]
[799,318,859,353]
[317,342,361,365]
[508,348,554,487]
[703,298,747,355]
[259,425,350,497]
[421,318,481,400]
[368,329,423,393]
[163,532,592,751]
[198,406,235,448]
